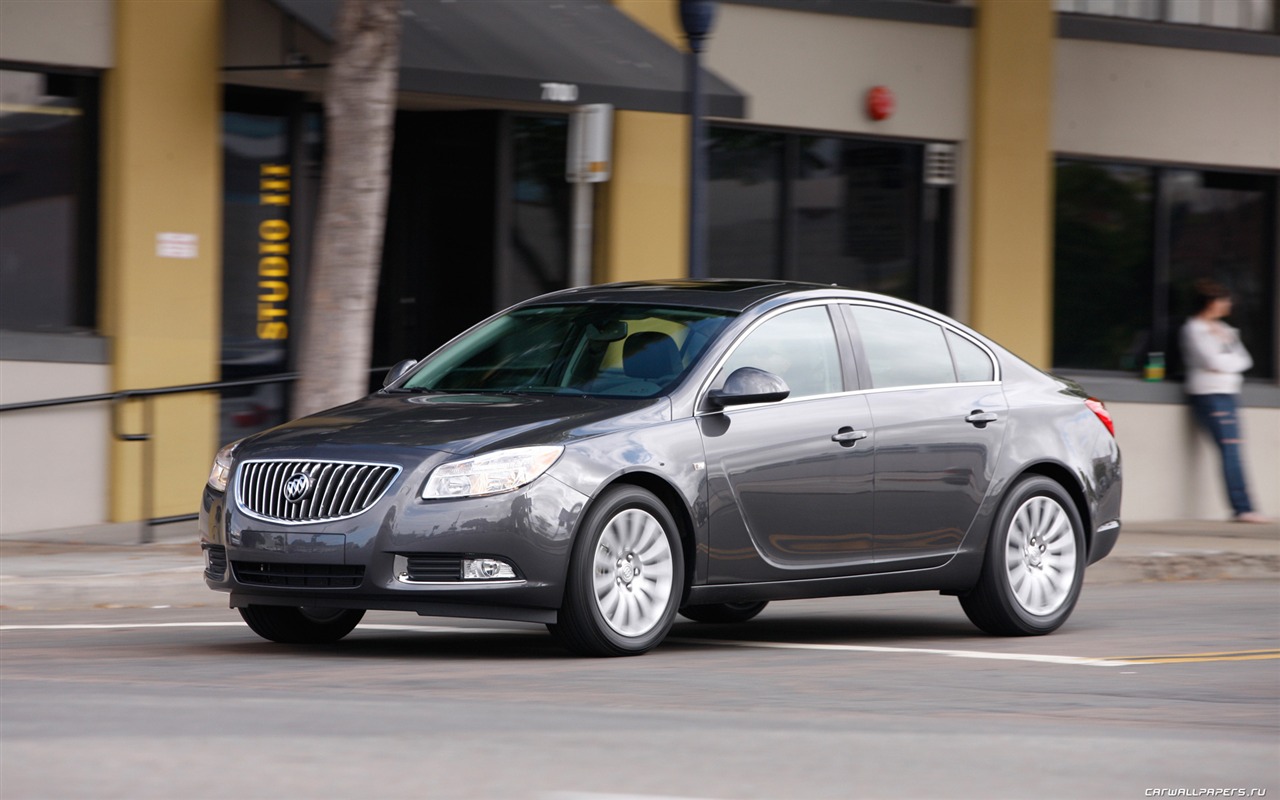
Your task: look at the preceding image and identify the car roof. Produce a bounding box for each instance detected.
[521,279,852,313]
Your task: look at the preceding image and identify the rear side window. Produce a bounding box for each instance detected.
[850,305,955,389]
[947,330,995,382]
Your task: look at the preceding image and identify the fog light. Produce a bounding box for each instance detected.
[462,558,516,580]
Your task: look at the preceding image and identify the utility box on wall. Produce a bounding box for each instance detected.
[567,104,613,184]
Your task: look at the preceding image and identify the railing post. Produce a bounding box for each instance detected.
[112,393,153,544]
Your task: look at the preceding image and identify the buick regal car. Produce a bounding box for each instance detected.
[201,280,1122,656]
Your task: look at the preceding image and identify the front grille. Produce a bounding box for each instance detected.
[203,544,227,580]
[404,555,464,582]
[236,459,400,524]
[232,561,365,589]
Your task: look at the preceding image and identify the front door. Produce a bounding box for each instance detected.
[698,305,877,583]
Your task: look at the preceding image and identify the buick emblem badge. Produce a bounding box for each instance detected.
[282,472,313,503]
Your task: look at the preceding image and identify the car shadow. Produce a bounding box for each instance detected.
[201,608,984,662]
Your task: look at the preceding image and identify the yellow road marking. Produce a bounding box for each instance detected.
[1099,649,1280,665]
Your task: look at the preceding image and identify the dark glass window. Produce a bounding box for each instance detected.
[795,138,921,298]
[0,69,98,332]
[708,129,783,280]
[1053,163,1155,372]
[1054,0,1274,31]
[1053,160,1276,381]
[504,115,570,308]
[1166,170,1275,380]
[219,91,318,444]
[707,127,948,310]
[222,108,291,372]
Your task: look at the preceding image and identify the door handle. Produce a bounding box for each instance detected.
[832,427,869,447]
[965,410,998,428]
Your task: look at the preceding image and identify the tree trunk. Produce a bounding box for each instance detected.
[293,0,401,418]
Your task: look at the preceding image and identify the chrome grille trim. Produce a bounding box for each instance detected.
[235,459,401,525]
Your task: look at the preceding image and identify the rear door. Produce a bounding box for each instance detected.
[844,303,1007,570]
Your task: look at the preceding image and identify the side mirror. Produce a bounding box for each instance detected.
[382,359,418,388]
[706,367,790,409]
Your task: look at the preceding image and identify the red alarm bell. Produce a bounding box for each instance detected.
[866,86,895,121]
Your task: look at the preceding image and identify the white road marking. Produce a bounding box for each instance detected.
[674,636,1135,666]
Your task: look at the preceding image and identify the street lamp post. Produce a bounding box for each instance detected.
[680,0,716,280]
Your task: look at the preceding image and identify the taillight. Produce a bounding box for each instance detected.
[1085,397,1115,437]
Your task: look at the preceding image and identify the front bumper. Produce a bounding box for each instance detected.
[200,473,590,624]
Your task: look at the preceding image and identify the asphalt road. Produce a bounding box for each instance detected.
[2,580,1277,800]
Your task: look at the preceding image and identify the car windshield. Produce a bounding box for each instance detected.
[398,304,737,398]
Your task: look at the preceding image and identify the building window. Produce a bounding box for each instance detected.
[707,128,784,280]
[1053,159,1276,381]
[1054,0,1276,32]
[708,126,950,310]
[505,115,570,308]
[0,68,98,333]
[219,90,320,444]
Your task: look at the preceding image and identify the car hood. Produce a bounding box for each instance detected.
[238,392,671,457]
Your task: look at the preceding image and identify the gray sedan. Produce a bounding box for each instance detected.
[201,280,1122,656]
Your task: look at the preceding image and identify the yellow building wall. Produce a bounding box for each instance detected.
[101,0,222,521]
[968,0,1055,367]
[604,0,689,283]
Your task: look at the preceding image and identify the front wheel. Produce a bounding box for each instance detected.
[549,486,684,657]
[960,476,1085,636]
[239,605,365,644]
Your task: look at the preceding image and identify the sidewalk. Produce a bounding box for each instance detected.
[0,518,1276,612]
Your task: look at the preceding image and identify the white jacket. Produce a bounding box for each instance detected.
[1181,317,1253,395]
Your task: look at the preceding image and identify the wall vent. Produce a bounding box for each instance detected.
[924,143,957,186]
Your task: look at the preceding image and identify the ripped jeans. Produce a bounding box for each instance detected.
[1189,393,1254,516]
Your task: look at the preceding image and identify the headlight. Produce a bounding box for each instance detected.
[422,446,563,499]
[207,440,240,493]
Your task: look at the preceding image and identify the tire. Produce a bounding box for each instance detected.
[679,601,769,624]
[960,476,1085,636]
[239,605,365,644]
[548,486,684,657]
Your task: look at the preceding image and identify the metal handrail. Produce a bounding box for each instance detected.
[0,372,302,413]
[0,368,390,541]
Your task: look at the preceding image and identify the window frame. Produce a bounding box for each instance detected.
[841,302,1001,393]
[0,64,101,338]
[1052,155,1278,386]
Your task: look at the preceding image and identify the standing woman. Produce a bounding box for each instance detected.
[1180,279,1271,523]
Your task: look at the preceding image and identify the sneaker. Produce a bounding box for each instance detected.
[1233,512,1274,524]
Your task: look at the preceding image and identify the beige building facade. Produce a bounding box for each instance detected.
[1,0,1276,534]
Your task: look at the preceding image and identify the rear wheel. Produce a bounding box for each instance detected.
[679,601,769,624]
[239,605,365,644]
[549,486,684,657]
[960,476,1084,636]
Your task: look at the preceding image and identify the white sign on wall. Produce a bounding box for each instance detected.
[156,233,199,259]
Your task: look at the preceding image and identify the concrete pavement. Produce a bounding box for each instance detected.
[0,517,1276,612]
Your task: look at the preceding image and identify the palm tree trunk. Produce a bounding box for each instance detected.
[294,0,401,417]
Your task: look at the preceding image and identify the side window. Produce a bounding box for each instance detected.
[851,305,955,389]
[947,330,995,382]
[715,306,843,399]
